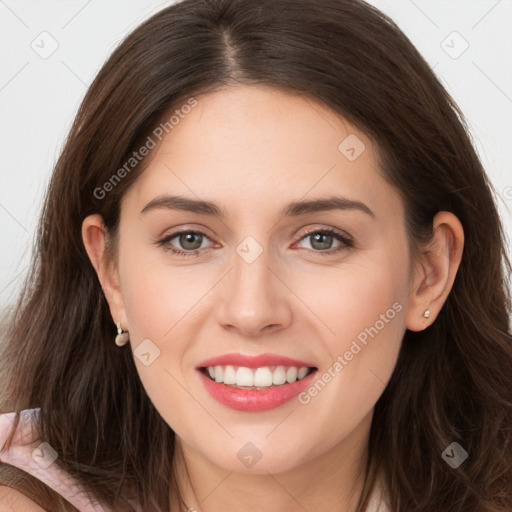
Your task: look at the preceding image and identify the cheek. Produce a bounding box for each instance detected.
[290,250,409,447]
[299,242,409,349]
[118,239,211,343]
[117,243,217,412]
[117,246,209,430]
[334,252,408,374]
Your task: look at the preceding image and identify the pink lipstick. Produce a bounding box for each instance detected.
[195,353,318,412]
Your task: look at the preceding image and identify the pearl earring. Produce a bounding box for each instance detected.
[423,309,431,319]
[115,321,130,347]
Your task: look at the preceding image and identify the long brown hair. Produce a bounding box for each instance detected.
[1,0,511,510]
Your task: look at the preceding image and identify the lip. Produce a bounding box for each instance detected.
[197,368,318,412]
[195,352,318,412]
[195,352,316,369]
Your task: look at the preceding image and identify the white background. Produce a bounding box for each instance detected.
[1,0,511,309]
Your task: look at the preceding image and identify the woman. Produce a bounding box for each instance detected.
[0,0,511,511]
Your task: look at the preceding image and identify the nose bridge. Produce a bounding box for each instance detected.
[216,235,291,335]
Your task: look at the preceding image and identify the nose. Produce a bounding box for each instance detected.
[215,245,293,337]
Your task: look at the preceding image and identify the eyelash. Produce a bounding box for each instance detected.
[155,227,354,258]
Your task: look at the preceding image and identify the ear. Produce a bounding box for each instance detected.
[81,214,128,330]
[406,211,464,331]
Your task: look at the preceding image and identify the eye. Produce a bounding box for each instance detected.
[155,227,354,258]
[294,228,353,256]
[156,230,214,258]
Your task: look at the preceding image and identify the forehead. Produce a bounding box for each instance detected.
[124,85,404,224]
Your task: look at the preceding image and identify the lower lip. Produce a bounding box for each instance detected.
[197,369,317,412]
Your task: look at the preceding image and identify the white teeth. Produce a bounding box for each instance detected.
[254,367,273,387]
[297,367,309,380]
[236,367,254,387]
[272,366,287,385]
[286,366,298,383]
[223,365,237,385]
[204,365,312,387]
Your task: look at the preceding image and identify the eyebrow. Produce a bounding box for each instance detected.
[140,194,375,218]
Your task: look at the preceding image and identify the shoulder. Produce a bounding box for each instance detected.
[367,474,391,512]
[0,485,47,511]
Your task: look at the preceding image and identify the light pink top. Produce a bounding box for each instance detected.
[0,408,114,511]
[0,408,390,512]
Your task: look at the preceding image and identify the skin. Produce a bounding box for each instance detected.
[82,85,464,512]
[0,486,47,512]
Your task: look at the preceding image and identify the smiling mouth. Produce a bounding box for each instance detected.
[200,364,317,390]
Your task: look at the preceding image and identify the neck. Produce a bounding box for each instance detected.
[170,410,373,512]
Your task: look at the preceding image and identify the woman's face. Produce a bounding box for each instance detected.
[114,85,414,474]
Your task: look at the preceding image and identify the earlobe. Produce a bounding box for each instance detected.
[406,211,464,332]
[81,214,128,331]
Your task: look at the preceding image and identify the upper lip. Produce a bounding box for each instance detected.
[196,353,317,369]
